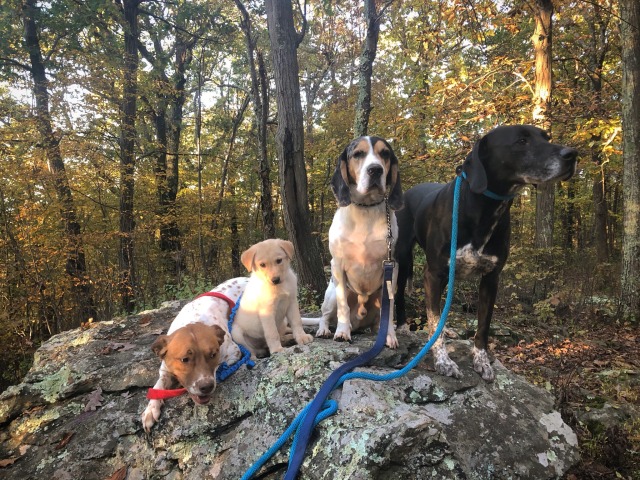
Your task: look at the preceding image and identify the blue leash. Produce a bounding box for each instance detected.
[243,174,464,479]
[216,294,255,383]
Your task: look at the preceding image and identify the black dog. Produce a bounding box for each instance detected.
[395,125,578,381]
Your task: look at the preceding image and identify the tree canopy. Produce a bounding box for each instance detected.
[0,0,630,385]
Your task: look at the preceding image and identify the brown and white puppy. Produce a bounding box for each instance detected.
[231,239,313,359]
[305,136,403,348]
[141,277,247,432]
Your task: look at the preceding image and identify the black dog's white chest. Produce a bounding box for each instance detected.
[451,243,499,278]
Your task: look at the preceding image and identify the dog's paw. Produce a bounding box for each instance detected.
[434,346,462,378]
[296,333,314,345]
[386,333,399,349]
[333,323,352,342]
[473,347,495,381]
[141,400,163,433]
[221,342,243,365]
[315,326,332,338]
[269,345,285,355]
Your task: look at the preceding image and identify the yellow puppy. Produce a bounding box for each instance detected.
[231,239,313,358]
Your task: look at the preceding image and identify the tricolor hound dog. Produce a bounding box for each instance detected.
[141,277,247,432]
[308,136,403,348]
[394,125,578,380]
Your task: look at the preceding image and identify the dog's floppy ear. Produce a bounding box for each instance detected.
[278,239,295,260]
[209,325,226,347]
[462,135,488,194]
[330,147,352,206]
[240,244,257,272]
[386,146,403,210]
[151,335,170,359]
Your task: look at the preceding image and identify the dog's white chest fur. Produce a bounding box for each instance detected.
[329,205,396,294]
[452,243,499,278]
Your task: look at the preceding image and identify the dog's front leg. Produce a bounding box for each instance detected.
[316,279,337,338]
[473,271,499,381]
[332,267,353,342]
[425,269,462,378]
[286,298,314,346]
[259,306,285,355]
[141,362,172,432]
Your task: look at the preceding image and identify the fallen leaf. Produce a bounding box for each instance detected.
[55,432,74,450]
[0,457,17,468]
[105,466,127,480]
[85,387,104,412]
[138,315,152,325]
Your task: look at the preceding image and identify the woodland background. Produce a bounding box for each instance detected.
[1,0,640,476]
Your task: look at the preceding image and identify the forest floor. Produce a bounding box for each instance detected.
[437,304,640,480]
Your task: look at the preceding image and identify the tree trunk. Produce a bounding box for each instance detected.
[592,159,609,259]
[353,0,380,137]
[620,0,640,321]
[119,0,140,314]
[265,0,326,298]
[532,0,555,249]
[22,0,96,326]
[234,0,276,239]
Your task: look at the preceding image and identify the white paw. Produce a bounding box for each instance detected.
[141,399,163,433]
[473,347,495,381]
[386,332,399,349]
[221,342,242,365]
[316,326,332,338]
[434,345,462,378]
[333,323,352,342]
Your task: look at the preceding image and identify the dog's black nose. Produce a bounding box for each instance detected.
[271,276,281,285]
[196,380,215,395]
[367,164,383,177]
[560,147,578,161]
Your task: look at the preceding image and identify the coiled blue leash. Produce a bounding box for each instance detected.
[243,174,463,480]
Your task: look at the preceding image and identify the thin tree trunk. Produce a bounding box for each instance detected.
[532,0,555,249]
[206,94,250,271]
[22,0,96,326]
[119,0,140,313]
[353,0,380,137]
[234,0,275,239]
[265,0,326,299]
[620,0,640,321]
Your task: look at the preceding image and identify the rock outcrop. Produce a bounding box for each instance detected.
[0,301,579,479]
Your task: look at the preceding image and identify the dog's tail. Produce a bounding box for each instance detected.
[301,317,321,327]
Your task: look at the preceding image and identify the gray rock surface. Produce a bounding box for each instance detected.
[0,301,579,479]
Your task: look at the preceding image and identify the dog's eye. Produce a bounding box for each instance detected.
[353,150,366,159]
[276,258,282,264]
[259,262,266,268]
[379,149,390,160]
[209,351,218,359]
[517,138,528,145]
[181,357,190,363]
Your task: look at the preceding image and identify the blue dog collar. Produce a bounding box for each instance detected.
[460,171,517,201]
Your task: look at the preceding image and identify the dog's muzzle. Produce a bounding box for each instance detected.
[560,147,579,180]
